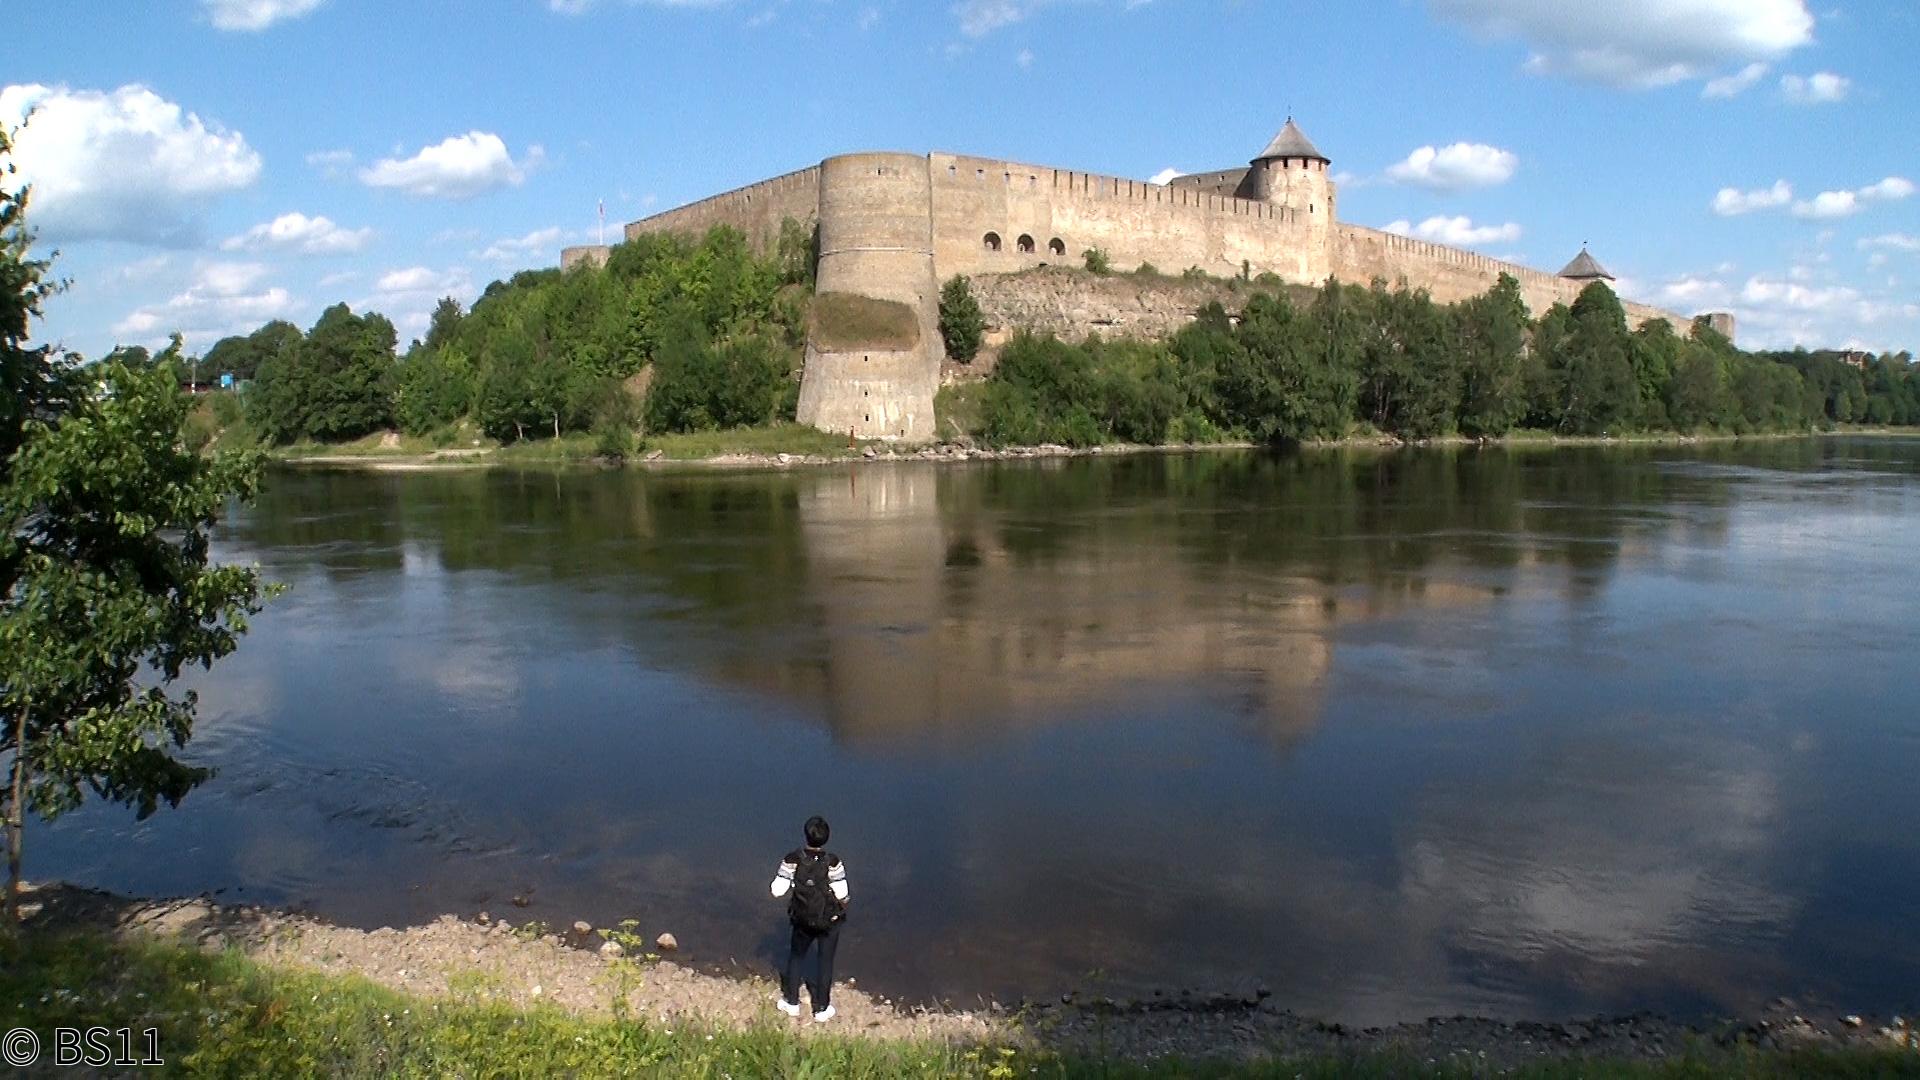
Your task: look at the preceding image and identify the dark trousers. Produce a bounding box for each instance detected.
[781,922,840,1010]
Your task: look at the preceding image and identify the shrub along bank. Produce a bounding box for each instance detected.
[145,226,1919,460]
[971,275,1920,448]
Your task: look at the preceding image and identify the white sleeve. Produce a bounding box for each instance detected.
[771,859,796,898]
[829,858,849,902]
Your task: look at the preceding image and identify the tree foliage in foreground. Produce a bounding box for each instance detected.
[2,130,270,928]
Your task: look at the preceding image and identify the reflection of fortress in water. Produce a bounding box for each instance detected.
[707,463,1509,747]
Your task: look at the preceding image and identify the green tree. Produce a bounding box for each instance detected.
[1,136,270,926]
[202,320,299,385]
[775,217,816,287]
[1357,283,1457,439]
[938,275,986,364]
[1666,343,1733,431]
[1083,247,1112,275]
[248,305,396,443]
[1454,274,1529,437]
[1207,290,1356,443]
[1555,283,1641,434]
[395,343,474,436]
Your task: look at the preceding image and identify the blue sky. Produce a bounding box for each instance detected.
[9,0,1917,359]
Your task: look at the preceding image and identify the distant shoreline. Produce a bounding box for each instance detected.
[265,426,1920,474]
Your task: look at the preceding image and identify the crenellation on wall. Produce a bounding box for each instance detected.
[623,164,822,253]
[930,151,1322,284]
[1333,224,1692,332]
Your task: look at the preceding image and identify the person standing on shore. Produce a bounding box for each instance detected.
[770,815,848,1022]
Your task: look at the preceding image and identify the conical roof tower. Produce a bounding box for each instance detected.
[1254,118,1329,163]
[1559,247,1615,281]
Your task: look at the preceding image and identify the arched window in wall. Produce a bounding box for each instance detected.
[1049,238,1066,256]
[1017,234,1035,254]
[983,232,1002,252]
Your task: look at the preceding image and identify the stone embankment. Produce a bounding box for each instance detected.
[18,883,1916,1069]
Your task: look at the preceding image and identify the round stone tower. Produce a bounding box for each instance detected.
[797,152,942,442]
[1248,118,1334,281]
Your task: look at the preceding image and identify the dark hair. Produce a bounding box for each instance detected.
[804,815,830,848]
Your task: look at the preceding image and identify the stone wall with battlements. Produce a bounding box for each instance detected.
[928,152,1325,284]
[622,165,821,253]
[1333,224,1694,332]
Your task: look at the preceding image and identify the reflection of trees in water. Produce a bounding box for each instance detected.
[225,446,1774,746]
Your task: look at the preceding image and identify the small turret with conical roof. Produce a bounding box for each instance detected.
[1248,117,1333,223]
[1255,118,1330,165]
[1559,247,1615,282]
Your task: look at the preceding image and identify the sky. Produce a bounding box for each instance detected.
[7,0,1917,360]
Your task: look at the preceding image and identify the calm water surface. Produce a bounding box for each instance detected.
[36,439,1920,1024]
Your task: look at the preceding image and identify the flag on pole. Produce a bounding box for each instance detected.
[597,199,605,246]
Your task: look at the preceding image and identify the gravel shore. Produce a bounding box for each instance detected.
[18,882,1915,1069]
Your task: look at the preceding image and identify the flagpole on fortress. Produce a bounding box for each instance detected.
[597,199,606,247]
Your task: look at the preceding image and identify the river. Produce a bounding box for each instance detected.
[33,438,1920,1025]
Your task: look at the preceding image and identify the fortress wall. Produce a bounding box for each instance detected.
[560,245,611,271]
[1168,167,1252,199]
[798,153,942,441]
[1333,224,1694,333]
[622,165,821,252]
[927,153,1325,284]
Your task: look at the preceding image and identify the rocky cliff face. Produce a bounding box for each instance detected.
[959,267,1315,376]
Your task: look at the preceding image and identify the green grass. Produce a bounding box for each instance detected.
[810,291,921,351]
[2,931,1913,1078]
[492,431,602,463]
[644,422,867,460]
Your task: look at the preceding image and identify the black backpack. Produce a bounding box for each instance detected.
[788,849,840,932]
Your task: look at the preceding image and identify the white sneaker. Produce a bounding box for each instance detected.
[776,997,801,1017]
[812,1005,835,1023]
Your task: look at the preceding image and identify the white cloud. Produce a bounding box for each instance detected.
[221,212,374,255]
[1429,0,1815,88]
[1860,177,1916,202]
[1655,268,1920,349]
[1792,177,1913,219]
[202,0,325,30]
[1015,48,1035,69]
[305,148,355,176]
[1780,71,1851,104]
[547,0,730,12]
[956,0,1039,37]
[358,132,541,199]
[951,0,1150,37]
[1148,168,1184,186]
[1702,62,1769,99]
[1385,142,1518,191]
[1656,276,1735,309]
[1859,233,1920,254]
[476,227,568,263]
[1792,190,1857,219]
[0,83,261,246]
[1711,180,1792,216]
[1382,216,1523,247]
[113,261,294,340]
[374,267,447,294]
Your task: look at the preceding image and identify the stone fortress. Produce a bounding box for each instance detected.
[563,120,1734,441]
